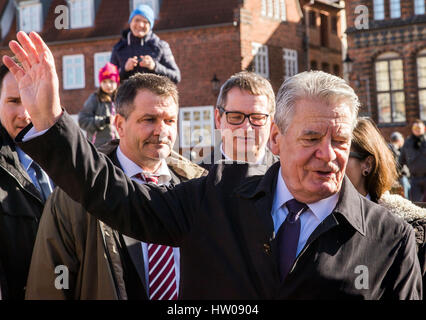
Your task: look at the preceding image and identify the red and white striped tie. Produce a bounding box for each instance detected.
[137,173,178,300]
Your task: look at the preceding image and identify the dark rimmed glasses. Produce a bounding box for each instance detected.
[217,106,270,127]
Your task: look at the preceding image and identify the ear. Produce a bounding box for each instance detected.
[361,155,374,174]
[214,108,222,129]
[114,114,125,138]
[269,123,282,155]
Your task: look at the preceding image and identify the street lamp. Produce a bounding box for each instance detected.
[211,74,220,94]
[343,53,354,74]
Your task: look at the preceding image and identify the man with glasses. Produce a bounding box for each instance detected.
[199,71,278,170]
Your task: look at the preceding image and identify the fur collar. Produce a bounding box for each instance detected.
[378,191,426,222]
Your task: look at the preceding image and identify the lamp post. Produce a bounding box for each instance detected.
[343,53,354,82]
[211,74,220,95]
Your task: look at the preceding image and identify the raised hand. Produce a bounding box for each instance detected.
[2,31,62,131]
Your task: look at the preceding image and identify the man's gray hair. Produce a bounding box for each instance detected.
[275,71,360,134]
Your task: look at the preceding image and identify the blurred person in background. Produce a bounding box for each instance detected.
[110,4,180,83]
[346,117,425,288]
[0,60,54,299]
[400,119,426,202]
[78,63,120,148]
[389,131,411,199]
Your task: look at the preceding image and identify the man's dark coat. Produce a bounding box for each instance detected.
[0,125,45,299]
[17,113,423,299]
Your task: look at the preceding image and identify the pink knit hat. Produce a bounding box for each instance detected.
[99,62,120,84]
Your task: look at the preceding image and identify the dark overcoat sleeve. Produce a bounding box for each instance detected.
[16,112,203,246]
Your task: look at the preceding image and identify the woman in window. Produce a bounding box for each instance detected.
[78,62,119,148]
[110,4,181,83]
[345,117,425,287]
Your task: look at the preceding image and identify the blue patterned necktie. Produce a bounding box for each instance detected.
[277,199,308,282]
[30,161,52,201]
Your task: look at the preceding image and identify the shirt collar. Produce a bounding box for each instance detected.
[220,143,266,165]
[272,167,339,221]
[15,146,33,171]
[116,146,171,185]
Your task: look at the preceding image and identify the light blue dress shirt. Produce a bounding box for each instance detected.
[116,146,180,296]
[271,168,339,256]
[16,146,55,197]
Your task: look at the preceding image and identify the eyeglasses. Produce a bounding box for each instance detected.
[349,151,369,160]
[217,106,270,127]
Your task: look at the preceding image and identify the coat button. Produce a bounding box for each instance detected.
[263,243,271,254]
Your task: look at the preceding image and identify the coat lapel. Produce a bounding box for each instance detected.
[122,235,147,292]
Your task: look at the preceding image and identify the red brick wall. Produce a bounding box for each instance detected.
[49,38,117,114]
[159,25,241,108]
[240,0,305,93]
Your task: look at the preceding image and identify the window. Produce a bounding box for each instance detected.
[252,43,269,79]
[309,10,316,27]
[283,49,298,80]
[179,106,214,148]
[375,52,406,123]
[310,60,318,70]
[373,0,385,20]
[417,49,426,120]
[94,52,112,87]
[389,0,401,18]
[322,62,330,73]
[19,1,42,33]
[415,0,425,15]
[331,16,338,34]
[63,54,85,90]
[261,0,286,21]
[333,64,340,76]
[280,0,287,21]
[132,0,159,19]
[69,0,94,29]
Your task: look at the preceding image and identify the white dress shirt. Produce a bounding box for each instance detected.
[116,146,180,296]
[271,168,339,256]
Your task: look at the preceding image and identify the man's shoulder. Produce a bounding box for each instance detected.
[360,195,413,241]
[166,150,208,181]
[45,187,94,230]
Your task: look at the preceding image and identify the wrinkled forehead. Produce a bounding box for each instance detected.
[291,100,354,133]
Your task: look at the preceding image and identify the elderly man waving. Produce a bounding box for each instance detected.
[4,31,422,299]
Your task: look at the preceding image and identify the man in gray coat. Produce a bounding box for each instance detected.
[199,71,278,171]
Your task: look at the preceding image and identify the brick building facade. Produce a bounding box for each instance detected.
[345,0,426,139]
[0,0,344,150]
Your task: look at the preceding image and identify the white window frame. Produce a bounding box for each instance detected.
[19,1,42,33]
[252,43,269,79]
[389,0,401,18]
[63,54,85,90]
[373,0,385,20]
[267,0,273,18]
[68,0,94,29]
[261,0,266,16]
[179,106,214,148]
[132,0,159,19]
[283,48,298,80]
[414,0,425,15]
[94,52,112,87]
[280,0,287,21]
